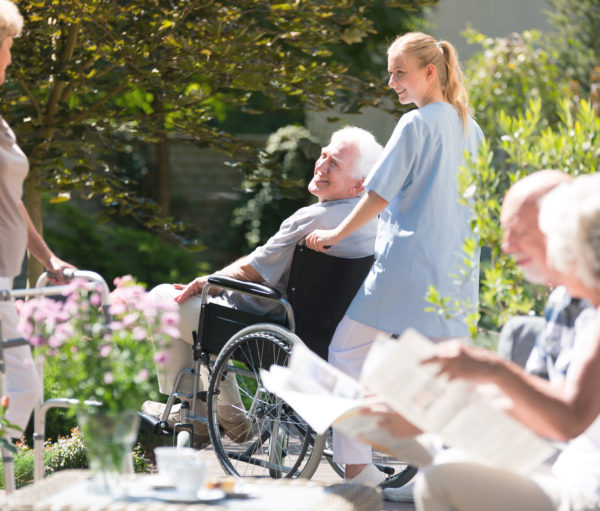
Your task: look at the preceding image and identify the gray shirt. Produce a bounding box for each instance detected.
[0,116,29,278]
[230,196,377,316]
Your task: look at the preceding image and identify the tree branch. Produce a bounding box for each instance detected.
[46,21,80,120]
[60,81,129,125]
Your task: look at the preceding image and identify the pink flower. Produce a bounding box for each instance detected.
[109,302,126,316]
[49,323,74,348]
[153,351,170,365]
[109,321,123,331]
[135,369,149,382]
[122,312,139,327]
[160,325,181,339]
[99,345,112,357]
[30,335,46,346]
[1,395,9,408]
[103,372,114,384]
[161,311,179,327]
[133,326,147,341]
[89,293,102,307]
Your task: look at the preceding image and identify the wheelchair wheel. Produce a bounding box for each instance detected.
[323,430,418,488]
[207,323,325,479]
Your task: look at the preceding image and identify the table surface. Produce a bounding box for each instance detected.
[1,470,383,511]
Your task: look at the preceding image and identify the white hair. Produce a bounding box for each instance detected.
[329,126,383,180]
[0,0,22,42]
[539,173,600,290]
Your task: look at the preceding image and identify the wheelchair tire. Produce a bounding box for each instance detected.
[207,323,324,479]
[323,430,418,488]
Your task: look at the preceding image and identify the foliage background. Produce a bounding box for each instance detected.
[7,0,430,284]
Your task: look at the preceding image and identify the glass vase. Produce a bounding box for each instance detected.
[77,408,140,497]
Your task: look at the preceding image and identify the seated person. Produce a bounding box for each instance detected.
[144,126,383,445]
[496,170,594,376]
[358,170,593,503]
[365,172,600,511]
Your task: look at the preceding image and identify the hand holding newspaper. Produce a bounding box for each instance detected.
[261,329,557,474]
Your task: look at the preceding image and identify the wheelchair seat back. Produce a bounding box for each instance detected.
[286,244,374,359]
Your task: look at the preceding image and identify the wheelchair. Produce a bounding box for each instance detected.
[140,242,417,487]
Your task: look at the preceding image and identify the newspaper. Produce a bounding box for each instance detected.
[261,329,557,474]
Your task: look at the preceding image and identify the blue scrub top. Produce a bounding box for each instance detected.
[347,102,484,337]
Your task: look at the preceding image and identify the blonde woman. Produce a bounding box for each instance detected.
[305,32,484,490]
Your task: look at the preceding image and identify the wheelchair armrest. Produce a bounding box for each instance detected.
[207,275,281,300]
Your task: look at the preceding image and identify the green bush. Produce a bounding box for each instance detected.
[0,429,151,489]
[465,28,568,152]
[43,197,207,289]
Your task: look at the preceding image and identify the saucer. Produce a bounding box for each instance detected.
[152,488,226,503]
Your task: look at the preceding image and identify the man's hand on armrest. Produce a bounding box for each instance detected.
[174,257,263,304]
[174,276,211,304]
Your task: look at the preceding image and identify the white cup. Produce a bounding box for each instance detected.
[154,446,198,486]
[171,458,207,495]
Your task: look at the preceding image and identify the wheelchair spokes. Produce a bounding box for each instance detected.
[206,326,323,479]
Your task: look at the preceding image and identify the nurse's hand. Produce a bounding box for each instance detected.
[305,229,339,252]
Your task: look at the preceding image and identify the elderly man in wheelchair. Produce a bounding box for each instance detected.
[140,126,383,477]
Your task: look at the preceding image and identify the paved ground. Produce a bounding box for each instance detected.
[195,444,416,511]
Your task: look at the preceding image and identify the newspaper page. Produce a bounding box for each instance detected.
[356,330,557,473]
[261,330,557,474]
[260,343,363,434]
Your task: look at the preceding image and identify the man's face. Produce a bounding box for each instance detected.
[308,139,362,202]
[500,199,555,285]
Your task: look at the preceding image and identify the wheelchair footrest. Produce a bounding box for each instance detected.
[137,411,172,437]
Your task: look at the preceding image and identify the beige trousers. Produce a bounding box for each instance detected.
[147,284,243,412]
[415,455,599,511]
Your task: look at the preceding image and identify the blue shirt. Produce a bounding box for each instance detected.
[347,102,484,337]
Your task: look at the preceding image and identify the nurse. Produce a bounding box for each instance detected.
[305,31,484,489]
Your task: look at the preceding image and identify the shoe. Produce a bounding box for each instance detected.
[142,400,210,449]
[217,403,254,443]
[343,464,386,487]
[142,400,180,428]
[382,482,414,503]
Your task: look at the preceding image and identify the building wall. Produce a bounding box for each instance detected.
[424,0,552,60]
[306,0,553,145]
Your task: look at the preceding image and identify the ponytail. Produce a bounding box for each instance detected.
[439,40,470,131]
[388,32,470,131]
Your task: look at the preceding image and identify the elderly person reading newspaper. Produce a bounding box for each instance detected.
[368,173,600,511]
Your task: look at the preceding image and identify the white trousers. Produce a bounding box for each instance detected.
[329,315,466,465]
[0,276,42,436]
[415,453,599,511]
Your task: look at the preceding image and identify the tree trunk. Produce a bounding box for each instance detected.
[24,169,44,288]
[155,135,171,216]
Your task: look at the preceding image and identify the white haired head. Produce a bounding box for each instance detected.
[539,173,600,292]
[329,126,383,180]
[0,0,22,42]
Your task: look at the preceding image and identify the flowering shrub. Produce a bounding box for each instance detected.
[0,429,151,489]
[17,275,177,413]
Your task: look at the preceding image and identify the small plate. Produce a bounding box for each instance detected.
[197,489,227,502]
[152,488,225,503]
